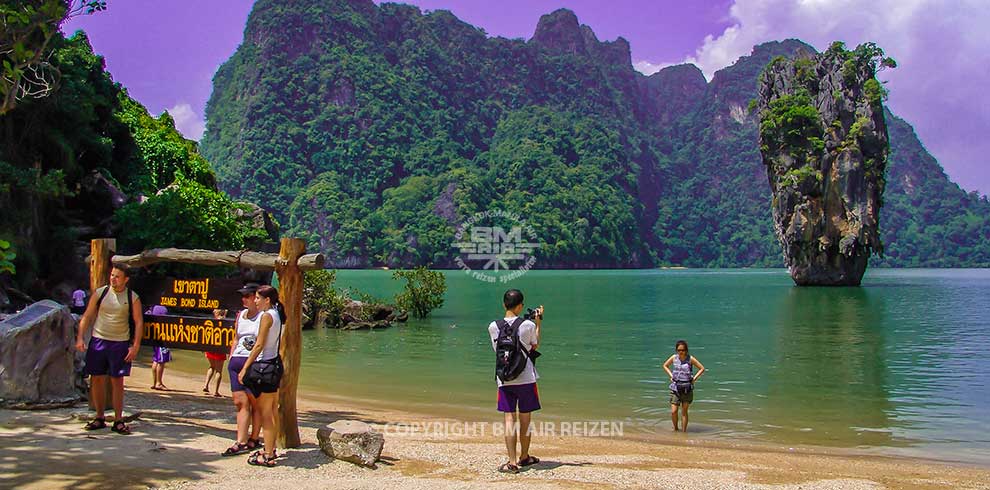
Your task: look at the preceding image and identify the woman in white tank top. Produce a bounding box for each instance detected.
[237,285,285,467]
[221,283,264,457]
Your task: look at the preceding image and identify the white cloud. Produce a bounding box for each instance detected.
[633,60,671,76]
[164,103,206,141]
[673,0,990,194]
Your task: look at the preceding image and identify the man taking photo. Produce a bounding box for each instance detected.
[488,288,543,474]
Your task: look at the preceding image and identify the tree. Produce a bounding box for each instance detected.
[392,266,446,319]
[1,0,106,114]
[303,269,349,328]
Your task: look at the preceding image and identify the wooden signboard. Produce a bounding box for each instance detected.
[159,278,222,310]
[141,314,234,353]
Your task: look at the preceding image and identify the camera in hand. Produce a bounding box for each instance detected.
[524,307,543,321]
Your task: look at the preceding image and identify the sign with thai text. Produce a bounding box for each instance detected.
[158,278,222,310]
[142,314,233,353]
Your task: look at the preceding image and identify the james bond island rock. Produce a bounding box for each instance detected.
[757,42,896,286]
[0,301,83,407]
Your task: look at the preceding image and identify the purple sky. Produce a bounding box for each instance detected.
[62,0,989,196]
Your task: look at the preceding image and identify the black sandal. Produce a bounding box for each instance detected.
[248,450,277,467]
[111,420,131,435]
[222,442,249,457]
[84,418,106,431]
[518,455,540,466]
[247,437,263,450]
[498,462,520,474]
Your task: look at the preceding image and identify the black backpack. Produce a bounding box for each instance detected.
[96,285,136,341]
[494,317,530,383]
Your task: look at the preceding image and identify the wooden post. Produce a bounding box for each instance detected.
[274,238,305,448]
[89,239,115,294]
[88,238,115,410]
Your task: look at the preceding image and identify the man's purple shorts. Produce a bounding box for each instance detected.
[83,338,132,377]
[497,383,541,413]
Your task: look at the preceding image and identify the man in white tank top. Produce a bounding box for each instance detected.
[75,264,144,435]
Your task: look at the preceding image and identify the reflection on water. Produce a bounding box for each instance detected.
[759,287,895,446]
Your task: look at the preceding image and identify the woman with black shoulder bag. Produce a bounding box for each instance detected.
[237,285,285,467]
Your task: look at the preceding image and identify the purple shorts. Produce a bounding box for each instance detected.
[228,356,255,396]
[497,383,541,413]
[83,338,132,377]
[152,346,171,364]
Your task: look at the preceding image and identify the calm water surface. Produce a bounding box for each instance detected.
[168,269,990,463]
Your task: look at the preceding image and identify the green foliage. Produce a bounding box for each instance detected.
[0,160,70,197]
[760,92,824,162]
[0,239,16,275]
[303,269,350,327]
[200,2,984,269]
[114,176,245,252]
[781,165,823,188]
[793,57,816,89]
[0,30,271,289]
[0,1,106,114]
[115,94,216,193]
[392,266,446,319]
[863,79,887,106]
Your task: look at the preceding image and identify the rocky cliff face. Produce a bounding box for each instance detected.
[757,44,891,285]
[203,2,990,269]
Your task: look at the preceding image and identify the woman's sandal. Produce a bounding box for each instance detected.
[110,420,131,435]
[248,450,277,467]
[246,438,263,450]
[222,442,249,457]
[497,462,520,474]
[518,455,540,467]
[84,418,106,431]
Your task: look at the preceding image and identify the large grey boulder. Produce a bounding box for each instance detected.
[317,420,384,468]
[0,301,82,407]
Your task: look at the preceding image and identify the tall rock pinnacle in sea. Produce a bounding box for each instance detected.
[757,43,895,286]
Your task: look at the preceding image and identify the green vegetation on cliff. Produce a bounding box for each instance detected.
[196,2,988,270]
[0,32,272,293]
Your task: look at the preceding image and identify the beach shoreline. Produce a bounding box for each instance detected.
[2,364,989,489]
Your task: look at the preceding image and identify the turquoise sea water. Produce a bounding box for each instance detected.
[168,269,990,464]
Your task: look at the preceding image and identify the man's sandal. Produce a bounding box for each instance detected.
[248,450,277,467]
[518,455,540,466]
[222,442,249,457]
[111,420,131,435]
[498,462,520,474]
[84,418,107,430]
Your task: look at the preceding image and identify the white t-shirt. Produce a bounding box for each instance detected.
[487,316,539,387]
[231,309,262,358]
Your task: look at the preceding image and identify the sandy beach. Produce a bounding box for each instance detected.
[1,364,988,490]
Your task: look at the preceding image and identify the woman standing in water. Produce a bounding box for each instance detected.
[662,340,705,432]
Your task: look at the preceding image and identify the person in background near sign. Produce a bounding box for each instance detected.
[71,287,86,315]
[238,285,286,467]
[147,304,170,391]
[221,283,265,457]
[75,264,144,435]
[203,308,229,397]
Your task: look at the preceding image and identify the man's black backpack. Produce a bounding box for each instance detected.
[494,317,530,383]
[96,285,136,341]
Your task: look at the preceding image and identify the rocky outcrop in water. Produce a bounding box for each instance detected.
[757,43,894,286]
